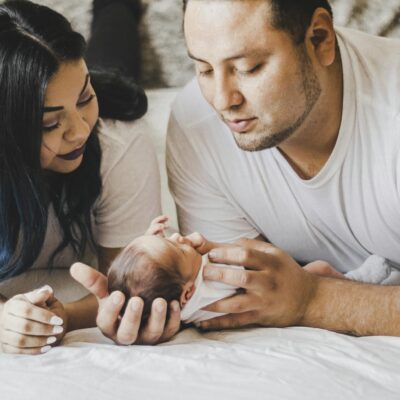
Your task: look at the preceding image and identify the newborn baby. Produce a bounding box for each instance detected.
[107,216,238,326]
[108,217,400,328]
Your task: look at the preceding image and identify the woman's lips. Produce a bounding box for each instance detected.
[225,118,257,133]
[57,144,86,161]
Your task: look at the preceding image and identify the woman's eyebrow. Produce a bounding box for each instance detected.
[43,73,90,113]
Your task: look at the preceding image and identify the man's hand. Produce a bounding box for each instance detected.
[70,263,180,345]
[199,239,318,331]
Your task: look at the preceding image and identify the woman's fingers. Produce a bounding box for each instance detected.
[96,291,125,339]
[115,297,143,345]
[5,298,63,326]
[1,342,53,355]
[1,330,57,349]
[159,300,181,343]
[70,262,109,299]
[3,314,64,337]
[138,298,167,345]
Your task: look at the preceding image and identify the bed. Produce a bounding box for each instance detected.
[1,88,400,400]
[2,326,400,399]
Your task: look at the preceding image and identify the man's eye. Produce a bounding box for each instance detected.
[238,64,262,76]
[199,69,213,77]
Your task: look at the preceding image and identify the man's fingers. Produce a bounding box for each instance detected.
[96,291,125,339]
[202,294,256,314]
[208,246,274,271]
[234,238,275,254]
[203,265,258,288]
[115,297,143,345]
[199,311,258,331]
[159,301,181,343]
[70,262,109,299]
[139,298,167,345]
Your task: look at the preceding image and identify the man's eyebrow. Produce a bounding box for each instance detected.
[187,51,264,63]
[43,73,90,113]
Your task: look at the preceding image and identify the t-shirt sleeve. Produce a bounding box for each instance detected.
[166,111,259,243]
[93,120,162,248]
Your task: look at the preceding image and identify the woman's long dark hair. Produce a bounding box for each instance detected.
[0,0,147,280]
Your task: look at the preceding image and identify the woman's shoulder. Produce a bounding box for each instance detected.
[97,117,156,180]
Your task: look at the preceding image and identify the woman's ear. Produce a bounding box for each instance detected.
[180,281,196,306]
[305,7,337,67]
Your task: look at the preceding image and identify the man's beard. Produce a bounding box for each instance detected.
[232,48,322,152]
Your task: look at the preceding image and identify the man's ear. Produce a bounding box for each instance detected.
[305,7,336,67]
[180,281,196,306]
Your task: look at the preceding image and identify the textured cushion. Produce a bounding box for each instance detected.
[31,0,400,88]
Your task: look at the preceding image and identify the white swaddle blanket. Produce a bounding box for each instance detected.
[181,255,240,325]
[346,255,400,285]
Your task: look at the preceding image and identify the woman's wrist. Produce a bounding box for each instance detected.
[64,294,98,332]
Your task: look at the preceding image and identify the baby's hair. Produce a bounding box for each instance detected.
[108,243,185,328]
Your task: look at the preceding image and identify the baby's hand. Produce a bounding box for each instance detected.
[145,215,169,236]
[303,260,345,279]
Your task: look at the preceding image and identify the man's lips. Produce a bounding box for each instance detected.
[57,144,86,161]
[224,117,257,133]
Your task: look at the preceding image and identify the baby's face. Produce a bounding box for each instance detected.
[131,234,202,282]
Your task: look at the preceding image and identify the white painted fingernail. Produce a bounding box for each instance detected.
[47,336,57,345]
[112,293,123,305]
[41,346,51,354]
[53,325,63,334]
[50,316,63,326]
[37,285,53,294]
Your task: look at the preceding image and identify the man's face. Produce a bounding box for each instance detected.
[184,0,321,151]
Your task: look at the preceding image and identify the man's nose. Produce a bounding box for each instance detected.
[213,74,243,112]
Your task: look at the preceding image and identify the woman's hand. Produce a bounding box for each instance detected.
[70,263,181,345]
[0,286,66,355]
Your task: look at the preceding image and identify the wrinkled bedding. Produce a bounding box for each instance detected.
[1,326,400,400]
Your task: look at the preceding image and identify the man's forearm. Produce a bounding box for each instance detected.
[302,277,400,336]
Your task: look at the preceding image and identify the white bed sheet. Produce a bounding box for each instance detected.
[1,326,400,400]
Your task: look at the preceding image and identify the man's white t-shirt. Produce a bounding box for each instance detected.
[167,27,400,273]
[0,118,161,301]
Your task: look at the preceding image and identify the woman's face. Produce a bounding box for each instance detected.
[40,59,99,173]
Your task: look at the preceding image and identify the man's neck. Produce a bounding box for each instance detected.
[278,56,344,180]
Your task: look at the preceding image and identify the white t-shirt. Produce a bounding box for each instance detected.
[181,255,240,325]
[167,27,400,273]
[0,118,161,301]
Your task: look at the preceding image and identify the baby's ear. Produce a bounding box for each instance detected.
[180,281,196,306]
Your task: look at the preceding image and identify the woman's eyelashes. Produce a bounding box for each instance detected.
[77,93,95,107]
[42,93,96,132]
[42,122,61,132]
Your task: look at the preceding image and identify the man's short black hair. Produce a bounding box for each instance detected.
[183,0,333,44]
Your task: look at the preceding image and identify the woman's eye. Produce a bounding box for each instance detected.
[78,93,95,106]
[42,122,61,132]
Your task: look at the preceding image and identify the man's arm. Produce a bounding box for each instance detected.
[199,240,400,336]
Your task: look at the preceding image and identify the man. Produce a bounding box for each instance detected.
[73,0,400,344]
[165,0,400,336]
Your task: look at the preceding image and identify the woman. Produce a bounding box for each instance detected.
[0,0,180,354]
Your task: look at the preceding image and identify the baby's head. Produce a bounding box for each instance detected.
[107,234,202,327]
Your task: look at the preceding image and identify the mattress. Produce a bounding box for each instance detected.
[1,326,400,400]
